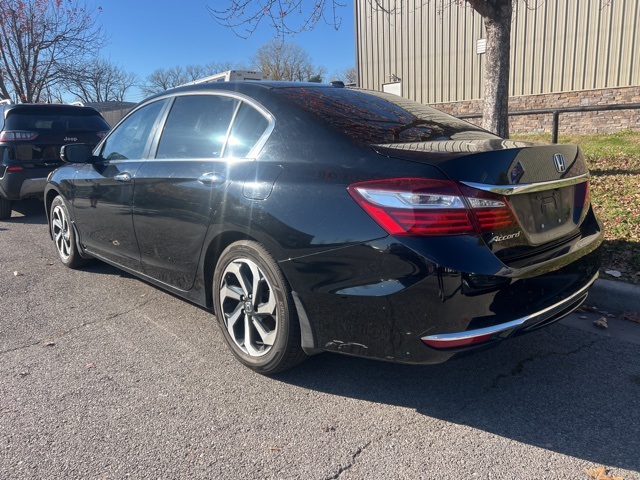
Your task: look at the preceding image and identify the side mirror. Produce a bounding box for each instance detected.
[60,144,95,164]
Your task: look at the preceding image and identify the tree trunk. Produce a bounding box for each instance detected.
[480,2,512,137]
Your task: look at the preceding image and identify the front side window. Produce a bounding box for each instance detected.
[101,100,166,161]
[156,95,238,159]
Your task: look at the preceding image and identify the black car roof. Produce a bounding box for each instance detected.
[145,81,342,102]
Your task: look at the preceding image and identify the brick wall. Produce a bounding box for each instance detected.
[430,86,640,136]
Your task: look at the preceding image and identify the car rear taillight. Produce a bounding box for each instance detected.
[0,130,39,141]
[458,185,518,233]
[348,178,517,236]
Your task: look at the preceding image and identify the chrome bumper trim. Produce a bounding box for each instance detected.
[421,272,598,344]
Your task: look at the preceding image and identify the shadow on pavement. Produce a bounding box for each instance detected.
[275,324,639,473]
[5,198,47,225]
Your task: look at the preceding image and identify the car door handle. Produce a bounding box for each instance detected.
[114,172,132,182]
[198,172,226,186]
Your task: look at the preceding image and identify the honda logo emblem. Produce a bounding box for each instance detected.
[553,154,566,173]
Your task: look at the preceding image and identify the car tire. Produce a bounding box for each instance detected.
[213,240,306,374]
[0,196,11,220]
[50,196,89,269]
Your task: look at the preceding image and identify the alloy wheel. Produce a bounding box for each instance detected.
[219,257,279,357]
[51,204,72,260]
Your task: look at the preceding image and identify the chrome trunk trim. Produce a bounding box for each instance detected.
[461,173,589,195]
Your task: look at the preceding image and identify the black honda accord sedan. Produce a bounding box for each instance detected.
[44,82,602,374]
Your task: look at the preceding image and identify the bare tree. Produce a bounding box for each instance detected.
[466,0,512,137]
[0,0,105,103]
[252,40,325,82]
[141,61,234,95]
[331,66,357,84]
[63,58,138,103]
[210,0,515,137]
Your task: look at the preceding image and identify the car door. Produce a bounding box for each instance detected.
[132,93,272,291]
[71,99,169,270]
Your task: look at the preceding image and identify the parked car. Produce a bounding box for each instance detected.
[44,82,603,374]
[0,102,110,219]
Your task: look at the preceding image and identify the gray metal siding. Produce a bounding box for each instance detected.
[355,0,640,102]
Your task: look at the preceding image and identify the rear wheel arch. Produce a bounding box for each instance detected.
[202,231,257,310]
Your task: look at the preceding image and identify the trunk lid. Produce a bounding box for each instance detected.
[371,140,595,266]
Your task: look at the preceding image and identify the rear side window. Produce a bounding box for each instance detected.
[156,95,238,159]
[225,102,270,158]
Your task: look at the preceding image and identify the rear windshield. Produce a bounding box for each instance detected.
[5,112,109,133]
[273,87,498,144]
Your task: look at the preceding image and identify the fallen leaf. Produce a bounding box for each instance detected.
[269,445,281,452]
[622,311,640,323]
[584,465,624,480]
[593,317,608,329]
[45,341,55,347]
[13,271,22,277]
[85,363,95,369]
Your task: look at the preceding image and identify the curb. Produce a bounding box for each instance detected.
[586,278,640,313]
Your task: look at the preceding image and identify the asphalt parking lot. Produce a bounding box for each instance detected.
[1,199,639,480]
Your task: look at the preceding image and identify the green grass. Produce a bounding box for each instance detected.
[513,130,640,284]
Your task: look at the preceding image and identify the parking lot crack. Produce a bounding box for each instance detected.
[325,425,404,480]
[49,298,154,342]
[458,338,603,411]
[326,441,372,480]
[0,340,44,356]
[0,299,153,356]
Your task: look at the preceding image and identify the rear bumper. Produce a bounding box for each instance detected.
[283,231,602,365]
[421,272,597,349]
[0,166,54,200]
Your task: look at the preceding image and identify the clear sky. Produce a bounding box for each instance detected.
[92,1,356,102]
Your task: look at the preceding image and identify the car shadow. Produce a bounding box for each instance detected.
[274,325,639,473]
[5,198,48,225]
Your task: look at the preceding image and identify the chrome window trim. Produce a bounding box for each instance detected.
[100,90,275,163]
[461,173,589,195]
[421,272,598,345]
[143,90,275,161]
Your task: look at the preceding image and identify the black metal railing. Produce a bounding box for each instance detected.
[457,103,640,143]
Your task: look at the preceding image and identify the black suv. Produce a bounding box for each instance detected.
[0,102,110,219]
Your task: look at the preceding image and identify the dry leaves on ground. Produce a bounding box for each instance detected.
[585,465,624,480]
[622,311,640,323]
[593,317,609,329]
